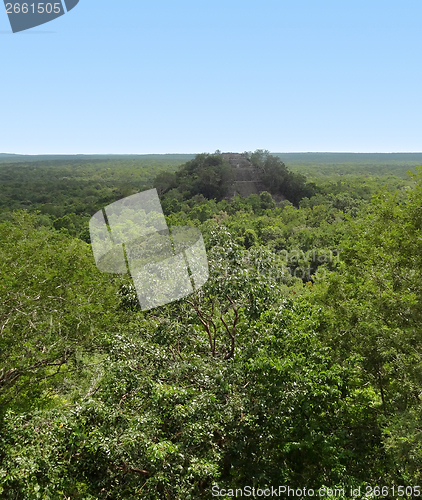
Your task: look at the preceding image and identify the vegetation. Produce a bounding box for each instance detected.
[155,153,234,202]
[245,149,316,204]
[1,152,422,498]
[0,156,191,242]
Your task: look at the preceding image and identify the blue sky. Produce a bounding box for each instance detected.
[1,0,421,154]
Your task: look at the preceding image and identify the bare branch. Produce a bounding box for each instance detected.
[221,296,239,360]
[110,461,149,476]
[187,299,217,356]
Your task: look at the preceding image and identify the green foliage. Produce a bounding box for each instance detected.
[245,150,316,205]
[156,153,234,206]
[0,155,190,239]
[0,282,382,499]
[312,170,422,481]
[2,155,422,496]
[0,211,125,413]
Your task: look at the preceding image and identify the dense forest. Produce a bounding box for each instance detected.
[1,151,422,498]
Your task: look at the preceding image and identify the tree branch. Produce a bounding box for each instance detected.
[221,296,239,360]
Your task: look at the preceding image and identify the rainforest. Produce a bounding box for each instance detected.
[1,151,422,499]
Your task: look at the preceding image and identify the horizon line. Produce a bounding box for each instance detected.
[2,151,422,156]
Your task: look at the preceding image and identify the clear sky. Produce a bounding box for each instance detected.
[1,0,421,154]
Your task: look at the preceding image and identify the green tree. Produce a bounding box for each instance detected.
[0,211,124,413]
[312,171,422,481]
[0,229,383,498]
[160,153,234,202]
